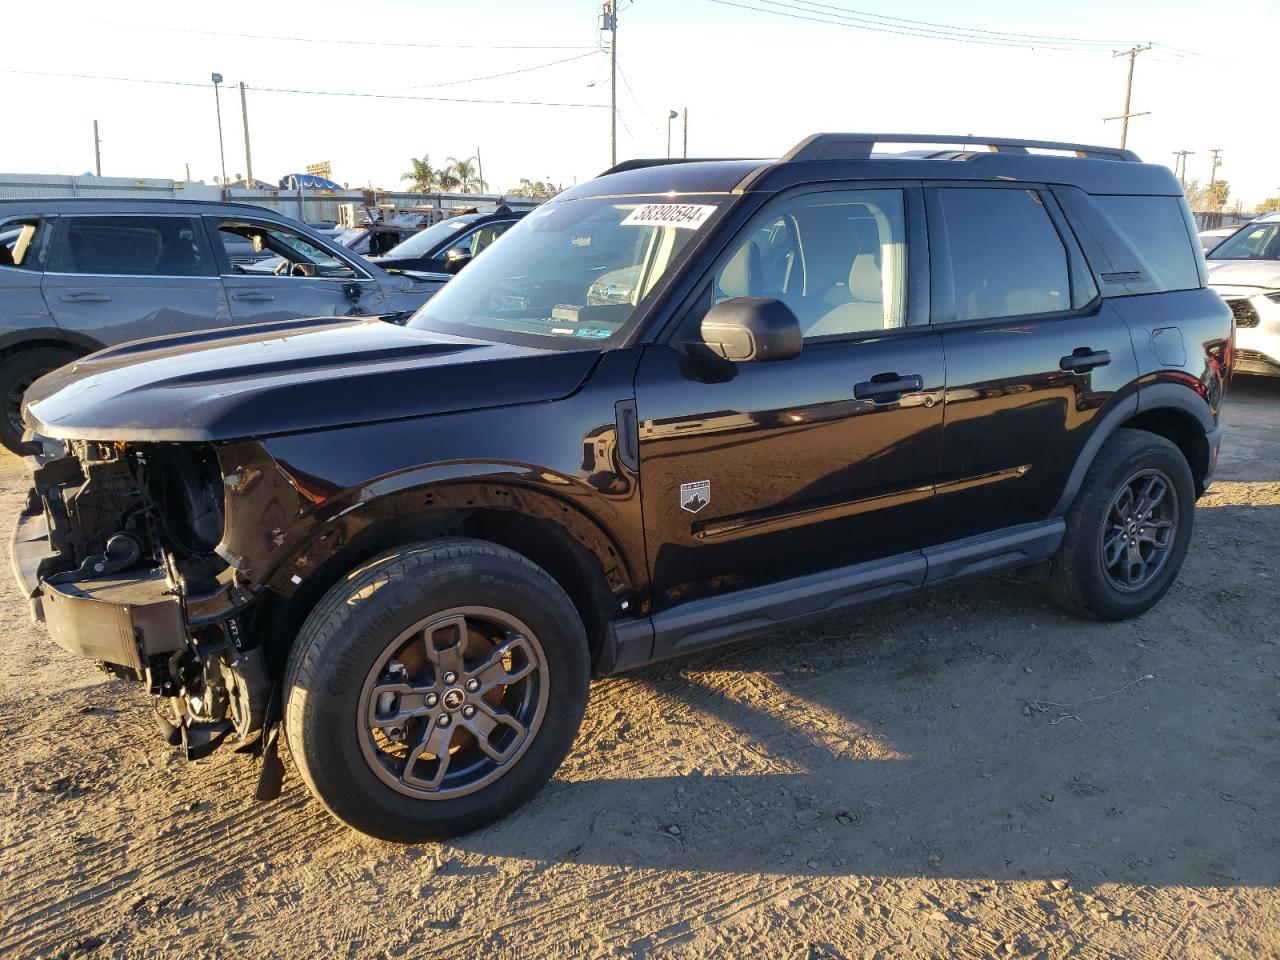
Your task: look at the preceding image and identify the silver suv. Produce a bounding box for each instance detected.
[1204,211,1280,377]
[0,199,439,453]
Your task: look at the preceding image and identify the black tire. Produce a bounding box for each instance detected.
[1048,428,1195,621]
[0,347,78,455]
[284,537,590,841]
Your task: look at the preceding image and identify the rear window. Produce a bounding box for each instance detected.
[53,216,213,277]
[1093,196,1201,291]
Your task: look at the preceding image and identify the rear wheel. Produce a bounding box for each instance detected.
[284,538,590,841]
[1048,428,1195,621]
[0,347,78,455]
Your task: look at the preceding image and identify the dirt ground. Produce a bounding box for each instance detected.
[2,379,1278,960]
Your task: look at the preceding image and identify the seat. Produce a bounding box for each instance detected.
[805,250,886,336]
[717,240,763,299]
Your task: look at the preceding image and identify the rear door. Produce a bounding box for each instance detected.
[0,216,55,334]
[209,217,385,323]
[41,214,231,345]
[926,184,1137,542]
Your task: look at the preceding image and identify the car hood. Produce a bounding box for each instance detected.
[24,316,599,443]
[1205,258,1280,292]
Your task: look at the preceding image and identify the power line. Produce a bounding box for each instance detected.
[389,50,600,91]
[707,0,1130,50]
[770,0,1133,46]
[0,67,609,108]
[94,21,596,51]
[709,0,1221,61]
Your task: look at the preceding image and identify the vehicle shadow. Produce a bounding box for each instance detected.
[454,504,1279,891]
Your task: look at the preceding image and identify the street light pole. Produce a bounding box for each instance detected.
[211,73,228,195]
[666,110,678,158]
[601,2,617,167]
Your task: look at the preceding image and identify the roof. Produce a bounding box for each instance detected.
[0,197,301,217]
[558,132,1182,201]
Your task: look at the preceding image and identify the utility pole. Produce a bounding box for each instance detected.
[666,110,678,158]
[92,120,101,177]
[682,107,688,158]
[1208,148,1224,209]
[475,147,485,193]
[238,82,253,187]
[1105,44,1152,149]
[211,73,228,194]
[601,2,618,166]
[1172,149,1194,188]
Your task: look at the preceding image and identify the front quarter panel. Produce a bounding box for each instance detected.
[214,348,648,608]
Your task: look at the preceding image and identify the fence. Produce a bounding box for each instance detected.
[0,173,542,225]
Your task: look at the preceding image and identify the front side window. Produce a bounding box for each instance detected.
[936,188,1070,322]
[53,216,212,277]
[453,220,515,258]
[1209,220,1280,261]
[215,222,357,279]
[409,197,722,346]
[0,219,43,270]
[707,189,907,338]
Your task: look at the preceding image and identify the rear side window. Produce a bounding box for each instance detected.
[53,216,213,277]
[0,219,44,270]
[935,188,1070,322]
[1094,196,1201,290]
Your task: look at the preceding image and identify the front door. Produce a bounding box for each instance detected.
[41,214,231,346]
[635,185,944,615]
[209,218,383,323]
[924,185,1138,542]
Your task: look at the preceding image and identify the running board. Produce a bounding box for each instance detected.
[599,519,1064,673]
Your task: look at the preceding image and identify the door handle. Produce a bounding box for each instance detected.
[59,292,110,303]
[233,293,275,303]
[854,373,924,402]
[1059,348,1111,373]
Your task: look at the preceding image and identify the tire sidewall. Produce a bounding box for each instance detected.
[0,347,78,454]
[289,545,589,841]
[1073,438,1195,619]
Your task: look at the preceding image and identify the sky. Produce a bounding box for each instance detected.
[2,0,1277,206]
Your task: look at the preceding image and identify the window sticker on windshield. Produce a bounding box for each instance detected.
[573,327,613,339]
[621,204,716,230]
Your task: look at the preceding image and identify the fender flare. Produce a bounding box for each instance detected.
[1050,382,1214,517]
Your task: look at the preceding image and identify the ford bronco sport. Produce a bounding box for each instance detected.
[10,134,1233,842]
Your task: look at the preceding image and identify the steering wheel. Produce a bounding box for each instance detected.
[272,259,291,276]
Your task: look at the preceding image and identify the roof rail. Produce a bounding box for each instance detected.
[599,157,749,176]
[784,133,1141,163]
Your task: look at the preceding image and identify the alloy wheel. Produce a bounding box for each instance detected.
[1098,468,1178,593]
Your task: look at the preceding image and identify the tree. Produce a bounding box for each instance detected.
[400,155,440,193]
[1184,178,1231,212]
[443,156,484,193]
[1257,196,1280,214]
[508,178,563,198]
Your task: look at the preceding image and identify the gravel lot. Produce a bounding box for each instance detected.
[2,377,1278,960]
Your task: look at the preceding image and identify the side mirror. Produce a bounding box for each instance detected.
[700,297,802,362]
[444,246,473,274]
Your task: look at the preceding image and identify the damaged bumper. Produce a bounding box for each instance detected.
[12,502,185,670]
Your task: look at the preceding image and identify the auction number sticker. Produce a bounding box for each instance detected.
[621,203,717,230]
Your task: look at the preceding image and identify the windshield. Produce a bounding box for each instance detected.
[407,196,723,346]
[382,217,476,259]
[1208,220,1280,261]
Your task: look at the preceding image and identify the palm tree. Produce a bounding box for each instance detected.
[444,156,484,194]
[400,155,438,193]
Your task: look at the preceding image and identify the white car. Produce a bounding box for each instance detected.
[1205,211,1280,377]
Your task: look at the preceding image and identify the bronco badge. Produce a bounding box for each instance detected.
[679,480,711,514]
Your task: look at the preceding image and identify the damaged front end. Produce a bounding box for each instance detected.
[10,436,271,761]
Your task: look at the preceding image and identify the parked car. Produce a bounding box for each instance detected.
[12,134,1232,842]
[0,198,439,453]
[368,205,526,277]
[1204,211,1280,377]
[1199,224,1246,254]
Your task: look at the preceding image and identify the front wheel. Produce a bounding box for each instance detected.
[284,538,590,841]
[1048,428,1195,621]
